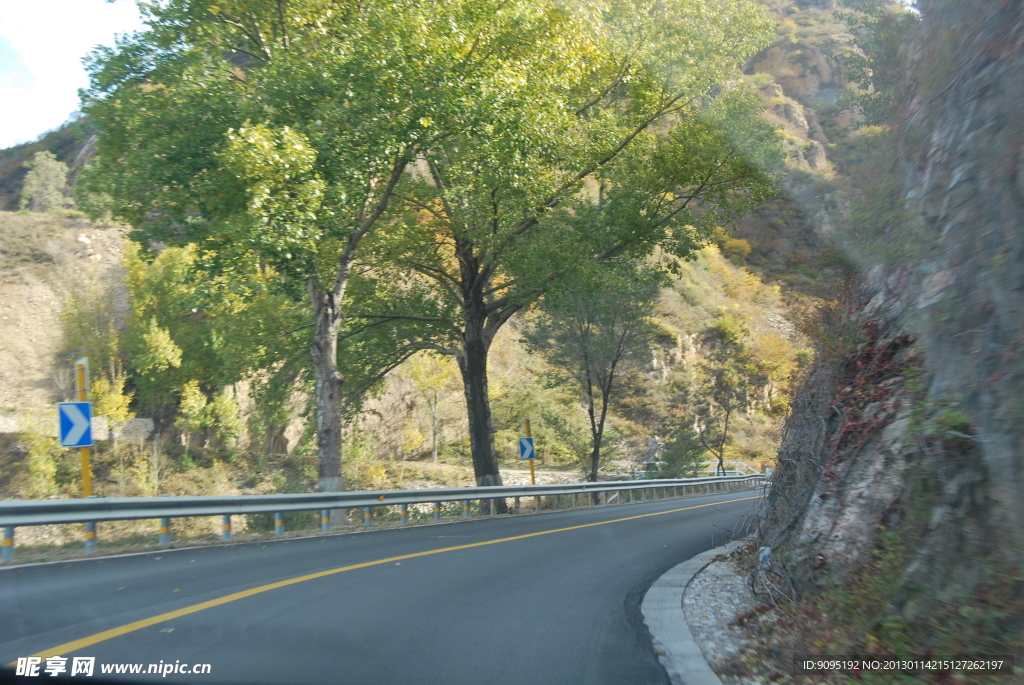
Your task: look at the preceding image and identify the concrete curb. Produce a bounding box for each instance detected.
[642,539,748,685]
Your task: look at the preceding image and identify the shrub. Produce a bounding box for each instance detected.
[722,238,752,263]
[22,432,60,498]
[20,151,73,212]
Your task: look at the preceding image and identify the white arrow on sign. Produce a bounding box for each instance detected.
[61,404,91,446]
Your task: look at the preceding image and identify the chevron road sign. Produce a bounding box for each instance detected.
[58,402,93,447]
[518,437,535,460]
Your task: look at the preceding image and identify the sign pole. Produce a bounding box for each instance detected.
[524,418,535,485]
[75,359,92,498]
[524,418,539,513]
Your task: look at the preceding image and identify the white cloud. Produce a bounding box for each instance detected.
[0,0,143,149]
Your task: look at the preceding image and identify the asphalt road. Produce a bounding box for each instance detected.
[0,490,760,685]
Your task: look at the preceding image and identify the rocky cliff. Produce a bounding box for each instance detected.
[758,0,1023,663]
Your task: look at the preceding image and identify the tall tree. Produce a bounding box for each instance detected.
[406,351,459,464]
[78,0,607,493]
[694,318,770,475]
[350,76,783,493]
[525,266,659,482]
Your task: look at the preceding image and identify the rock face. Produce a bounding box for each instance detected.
[750,45,839,103]
[743,1,856,175]
[762,0,1024,610]
[898,0,1024,558]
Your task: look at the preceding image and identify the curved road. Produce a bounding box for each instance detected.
[1,491,759,684]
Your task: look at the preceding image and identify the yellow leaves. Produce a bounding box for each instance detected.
[92,374,136,426]
[209,5,220,15]
[418,116,434,127]
[137,317,183,374]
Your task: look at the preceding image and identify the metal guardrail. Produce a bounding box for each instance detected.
[0,475,763,561]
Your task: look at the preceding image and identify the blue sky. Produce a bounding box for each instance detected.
[0,0,143,149]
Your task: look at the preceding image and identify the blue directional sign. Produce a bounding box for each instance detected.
[58,402,93,447]
[518,437,535,460]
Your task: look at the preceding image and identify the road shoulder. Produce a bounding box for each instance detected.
[641,539,747,685]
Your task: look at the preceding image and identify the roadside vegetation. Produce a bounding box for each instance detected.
[1,0,823,551]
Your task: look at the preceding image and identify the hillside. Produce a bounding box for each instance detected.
[0,119,95,212]
[0,210,124,413]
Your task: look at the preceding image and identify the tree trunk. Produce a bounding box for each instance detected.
[457,315,508,513]
[309,279,344,494]
[588,444,601,482]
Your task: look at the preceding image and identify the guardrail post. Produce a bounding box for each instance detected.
[434,502,442,521]
[489,499,497,516]
[572,493,577,508]
[159,517,170,546]
[321,509,331,532]
[274,513,284,536]
[84,521,97,553]
[400,503,409,524]
[2,526,13,562]
[514,496,521,513]
[221,515,231,541]
[628,490,633,503]
[363,507,373,527]
[462,500,471,518]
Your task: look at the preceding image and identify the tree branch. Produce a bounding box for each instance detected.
[409,341,464,358]
[346,313,462,337]
[279,323,315,338]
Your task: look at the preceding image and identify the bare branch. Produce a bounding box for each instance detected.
[279,323,315,338]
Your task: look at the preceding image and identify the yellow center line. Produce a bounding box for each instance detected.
[15,495,758,661]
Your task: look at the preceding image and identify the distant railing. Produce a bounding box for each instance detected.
[0,474,764,561]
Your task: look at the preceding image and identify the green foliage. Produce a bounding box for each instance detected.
[834,0,919,126]
[59,276,125,385]
[745,72,776,89]
[78,0,655,291]
[694,321,770,472]
[710,313,748,345]
[121,240,308,422]
[922,406,974,449]
[656,423,706,477]
[20,151,71,212]
[22,432,60,498]
[77,0,782,484]
[525,265,661,478]
[175,380,209,435]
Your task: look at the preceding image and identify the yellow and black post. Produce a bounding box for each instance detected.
[524,418,536,486]
[74,359,99,553]
[75,360,92,498]
[524,418,539,511]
